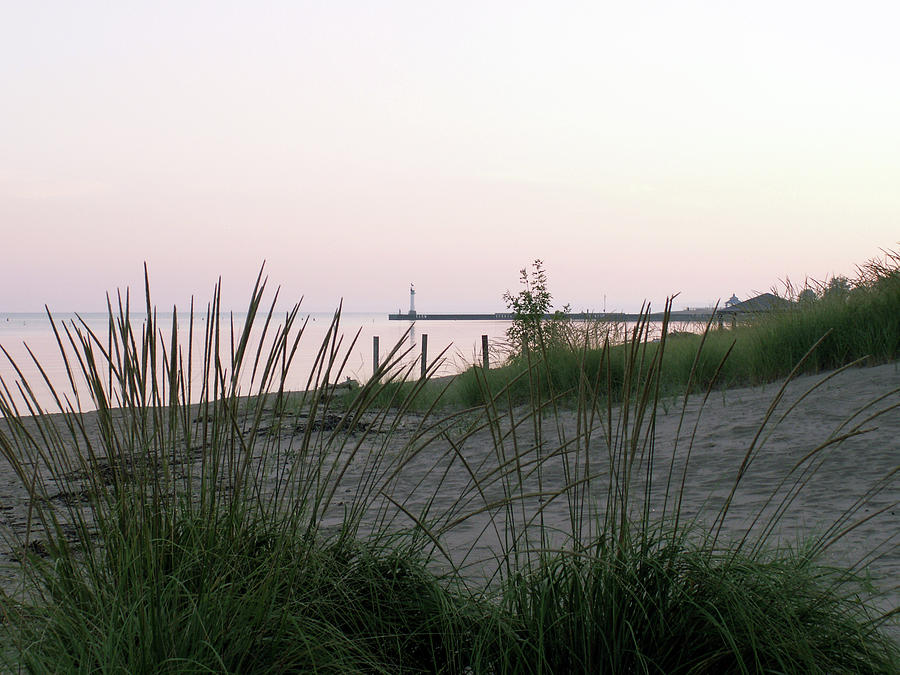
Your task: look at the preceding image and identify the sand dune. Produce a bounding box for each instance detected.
[2,361,898,628]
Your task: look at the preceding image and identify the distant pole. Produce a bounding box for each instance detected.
[420,334,428,379]
[482,334,489,370]
[373,336,380,377]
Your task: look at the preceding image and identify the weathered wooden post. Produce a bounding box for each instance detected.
[373,336,380,377]
[420,334,428,379]
[482,334,489,370]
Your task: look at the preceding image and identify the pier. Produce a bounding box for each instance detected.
[389,286,786,324]
[388,311,720,322]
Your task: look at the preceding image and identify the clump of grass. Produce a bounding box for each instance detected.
[479,541,896,674]
[0,265,897,672]
[0,271,479,672]
[439,293,899,673]
[13,517,470,672]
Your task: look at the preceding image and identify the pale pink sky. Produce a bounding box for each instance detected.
[2,2,898,313]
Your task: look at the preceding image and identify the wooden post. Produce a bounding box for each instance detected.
[482,334,489,370]
[373,336,379,377]
[420,334,428,379]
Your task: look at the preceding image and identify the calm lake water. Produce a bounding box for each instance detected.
[0,311,513,413]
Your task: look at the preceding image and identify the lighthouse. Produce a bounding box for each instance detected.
[408,283,416,318]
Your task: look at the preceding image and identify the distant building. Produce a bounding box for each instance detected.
[718,292,793,316]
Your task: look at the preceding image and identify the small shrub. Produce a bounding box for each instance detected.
[503,259,571,358]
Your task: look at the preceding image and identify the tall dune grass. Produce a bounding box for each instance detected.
[0,270,897,673]
[655,252,900,391]
[454,250,900,408]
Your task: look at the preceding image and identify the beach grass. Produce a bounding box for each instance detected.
[451,250,900,408]
[0,265,897,673]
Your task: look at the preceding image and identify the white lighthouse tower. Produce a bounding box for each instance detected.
[408,283,416,318]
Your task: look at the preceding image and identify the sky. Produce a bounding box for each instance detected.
[2,1,898,314]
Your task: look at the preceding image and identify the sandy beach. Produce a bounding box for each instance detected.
[2,361,898,628]
[379,362,900,612]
